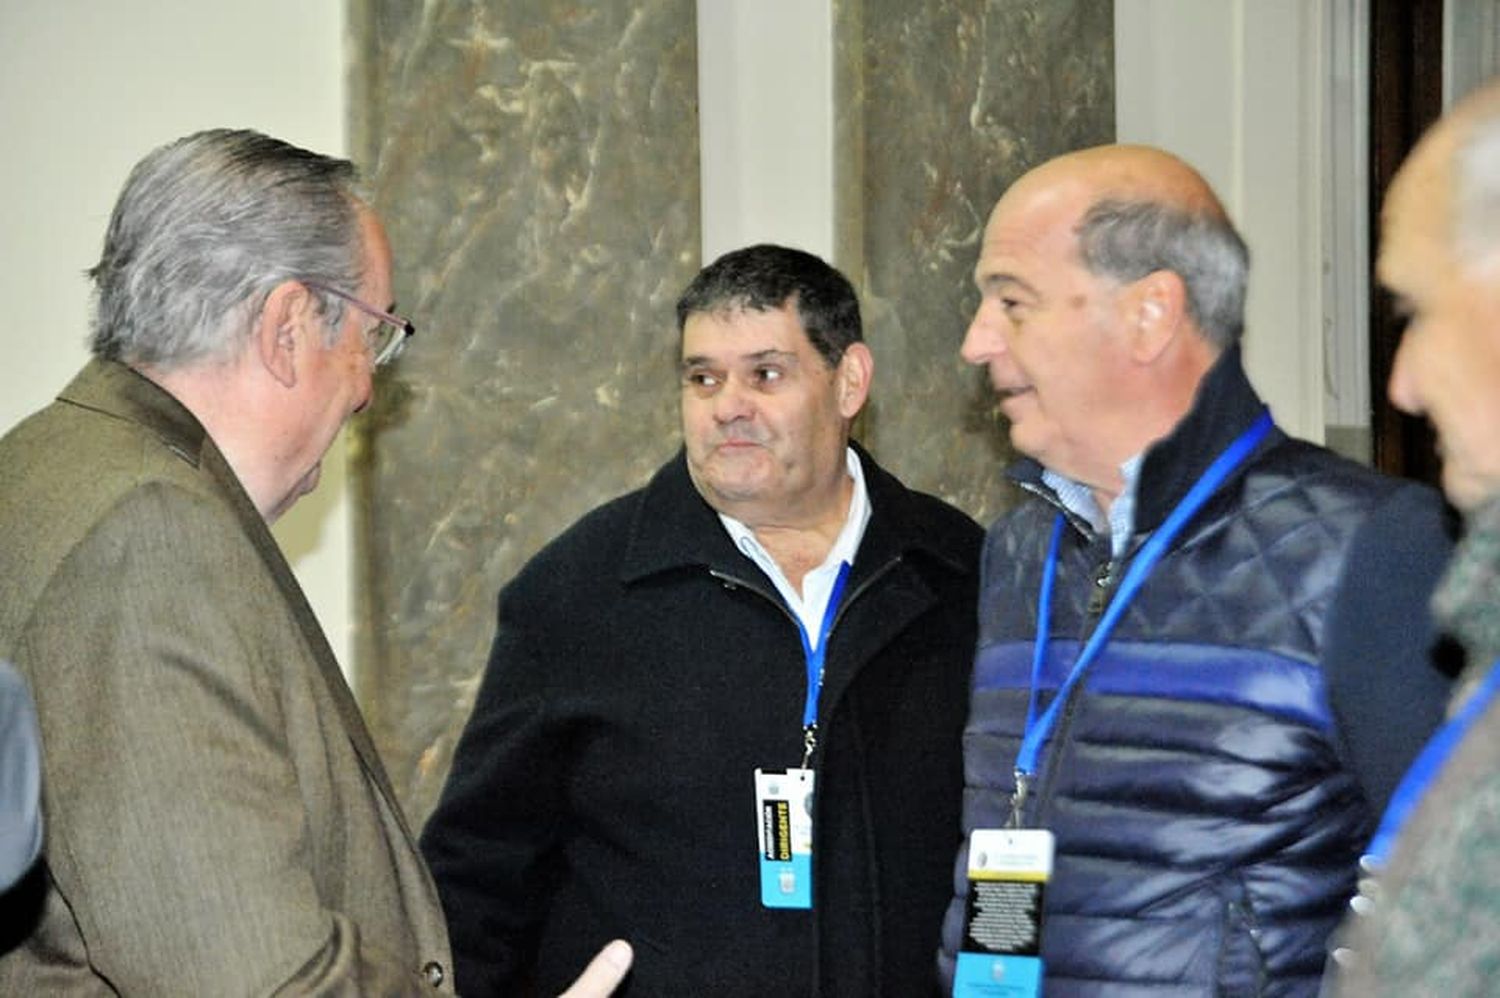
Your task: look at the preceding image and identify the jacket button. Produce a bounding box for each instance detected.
[422,961,445,988]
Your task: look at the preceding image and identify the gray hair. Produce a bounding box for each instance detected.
[89,129,363,369]
[1075,198,1250,348]
[1455,111,1500,268]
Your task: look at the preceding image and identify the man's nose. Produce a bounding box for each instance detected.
[1386,332,1420,415]
[352,365,374,416]
[712,377,754,422]
[960,302,1005,366]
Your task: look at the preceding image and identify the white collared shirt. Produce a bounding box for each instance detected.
[719,448,872,650]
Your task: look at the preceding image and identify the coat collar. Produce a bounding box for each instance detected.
[1008,344,1279,537]
[59,358,211,469]
[620,441,973,587]
[1133,343,1276,532]
[617,442,976,726]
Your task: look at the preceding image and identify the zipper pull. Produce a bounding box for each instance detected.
[1086,559,1117,616]
[1009,770,1030,829]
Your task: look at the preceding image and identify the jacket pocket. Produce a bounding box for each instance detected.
[1215,876,1268,997]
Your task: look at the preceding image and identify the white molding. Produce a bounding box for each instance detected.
[1116,0,1331,443]
[1446,0,1500,108]
[1322,0,1370,442]
[695,0,835,263]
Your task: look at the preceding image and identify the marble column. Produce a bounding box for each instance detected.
[350,0,1113,823]
[834,0,1114,524]
[348,0,701,821]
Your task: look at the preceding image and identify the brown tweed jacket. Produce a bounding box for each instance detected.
[0,359,451,995]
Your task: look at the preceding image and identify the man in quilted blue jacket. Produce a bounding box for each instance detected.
[938,144,1447,996]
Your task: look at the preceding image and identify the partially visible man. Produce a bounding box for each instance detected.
[1322,488,1461,820]
[422,244,982,996]
[938,144,1447,995]
[0,129,629,997]
[0,661,42,895]
[1329,76,1500,996]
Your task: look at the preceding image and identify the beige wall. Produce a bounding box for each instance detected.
[0,1,351,670]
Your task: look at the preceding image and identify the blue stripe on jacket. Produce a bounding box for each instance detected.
[973,638,1334,737]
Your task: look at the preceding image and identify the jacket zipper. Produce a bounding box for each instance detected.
[1011,491,1120,827]
[709,556,903,997]
[707,556,899,754]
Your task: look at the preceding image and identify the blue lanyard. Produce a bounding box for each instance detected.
[798,561,852,766]
[1012,409,1274,821]
[1364,658,1500,869]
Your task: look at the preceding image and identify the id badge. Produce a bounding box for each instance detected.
[754,767,814,909]
[953,827,1054,997]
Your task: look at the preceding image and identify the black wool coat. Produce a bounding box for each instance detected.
[422,444,981,997]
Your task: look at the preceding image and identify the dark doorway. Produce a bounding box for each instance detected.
[1369,0,1445,485]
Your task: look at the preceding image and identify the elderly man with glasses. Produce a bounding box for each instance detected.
[0,129,628,997]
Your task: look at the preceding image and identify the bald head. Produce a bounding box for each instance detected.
[991,144,1249,348]
[1385,81,1500,285]
[1005,144,1230,222]
[1381,79,1500,509]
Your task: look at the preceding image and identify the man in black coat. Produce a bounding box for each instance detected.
[422,244,982,997]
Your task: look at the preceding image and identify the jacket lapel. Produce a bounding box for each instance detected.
[816,457,943,720]
[61,361,412,835]
[201,443,410,829]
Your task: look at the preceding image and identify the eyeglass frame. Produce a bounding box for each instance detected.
[302,279,415,367]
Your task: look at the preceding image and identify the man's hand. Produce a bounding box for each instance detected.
[557,939,633,998]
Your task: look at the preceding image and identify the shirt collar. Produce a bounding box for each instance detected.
[720,447,870,569]
[718,448,872,642]
[1041,452,1145,559]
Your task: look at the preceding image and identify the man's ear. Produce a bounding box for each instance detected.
[1124,269,1188,365]
[835,342,874,419]
[255,280,313,388]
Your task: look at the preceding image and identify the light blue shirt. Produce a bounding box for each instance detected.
[0,660,42,892]
[1042,453,1145,560]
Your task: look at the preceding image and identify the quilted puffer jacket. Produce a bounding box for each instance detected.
[940,347,1425,996]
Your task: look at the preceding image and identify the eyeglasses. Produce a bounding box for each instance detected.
[303,280,415,367]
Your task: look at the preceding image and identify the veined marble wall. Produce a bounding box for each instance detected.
[349,1,701,820]
[351,0,1113,822]
[835,0,1115,525]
